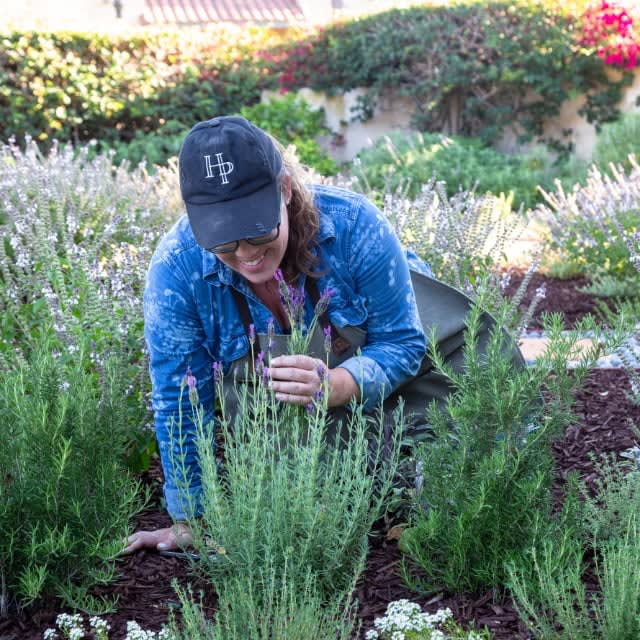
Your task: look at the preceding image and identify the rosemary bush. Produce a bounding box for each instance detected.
[0,337,148,615]
[399,295,609,594]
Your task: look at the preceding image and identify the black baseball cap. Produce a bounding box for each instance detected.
[178,116,283,250]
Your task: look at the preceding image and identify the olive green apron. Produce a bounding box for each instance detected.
[220,271,527,443]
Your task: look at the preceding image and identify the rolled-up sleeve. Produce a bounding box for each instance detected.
[144,250,214,520]
[336,198,426,411]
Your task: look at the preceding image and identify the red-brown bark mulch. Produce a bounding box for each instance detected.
[2,275,638,640]
[503,267,620,331]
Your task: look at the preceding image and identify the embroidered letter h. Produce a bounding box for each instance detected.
[204,153,234,184]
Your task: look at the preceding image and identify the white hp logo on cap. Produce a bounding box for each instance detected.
[204,153,234,184]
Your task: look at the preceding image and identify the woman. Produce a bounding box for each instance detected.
[124,115,427,553]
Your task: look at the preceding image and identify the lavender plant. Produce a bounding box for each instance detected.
[536,156,640,288]
[537,156,640,402]
[167,286,402,633]
[507,458,640,640]
[169,569,356,640]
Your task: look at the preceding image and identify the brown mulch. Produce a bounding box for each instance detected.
[502,267,620,331]
[2,274,638,640]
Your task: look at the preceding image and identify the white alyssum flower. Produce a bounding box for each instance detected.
[367,600,483,640]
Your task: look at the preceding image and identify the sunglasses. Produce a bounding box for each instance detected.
[207,223,281,255]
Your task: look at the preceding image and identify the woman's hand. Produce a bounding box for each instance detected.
[122,522,193,554]
[269,355,359,408]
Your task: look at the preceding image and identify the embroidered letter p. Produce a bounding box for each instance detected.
[204,153,234,184]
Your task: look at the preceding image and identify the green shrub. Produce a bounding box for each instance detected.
[537,157,640,285]
[264,1,631,152]
[399,301,608,594]
[169,280,401,628]
[171,572,355,640]
[0,1,633,165]
[0,337,149,613]
[0,139,180,471]
[351,131,580,211]
[593,111,640,175]
[508,458,640,640]
[240,94,339,174]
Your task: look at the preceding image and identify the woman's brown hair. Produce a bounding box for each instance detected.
[272,138,322,280]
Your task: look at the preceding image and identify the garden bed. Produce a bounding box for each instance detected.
[2,274,637,640]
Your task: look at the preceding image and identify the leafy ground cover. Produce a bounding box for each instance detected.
[1,274,636,640]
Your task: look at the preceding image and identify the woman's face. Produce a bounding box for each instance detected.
[215,177,291,285]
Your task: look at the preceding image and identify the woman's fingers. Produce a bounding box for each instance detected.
[269,355,326,404]
[122,524,193,554]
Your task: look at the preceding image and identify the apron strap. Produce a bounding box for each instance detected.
[230,276,352,357]
[230,286,263,354]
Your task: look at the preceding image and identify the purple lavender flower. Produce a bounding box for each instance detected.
[212,361,223,385]
[314,287,335,316]
[274,268,284,283]
[248,323,256,346]
[255,351,265,376]
[323,325,332,354]
[316,361,326,383]
[182,367,199,405]
[306,402,315,414]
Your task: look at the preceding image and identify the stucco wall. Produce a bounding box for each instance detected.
[266,67,640,162]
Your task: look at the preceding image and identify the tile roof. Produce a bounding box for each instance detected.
[141,0,305,26]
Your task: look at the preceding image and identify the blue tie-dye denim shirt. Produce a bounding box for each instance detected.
[144,184,427,519]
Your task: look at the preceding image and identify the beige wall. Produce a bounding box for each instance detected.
[266,67,640,162]
[3,0,147,33]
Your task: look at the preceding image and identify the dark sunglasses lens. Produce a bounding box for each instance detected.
[211,242,238,254]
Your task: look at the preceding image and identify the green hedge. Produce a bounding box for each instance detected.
[0,1,633,166]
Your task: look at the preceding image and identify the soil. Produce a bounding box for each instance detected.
[2,273,638,640]
[502,267,620,331]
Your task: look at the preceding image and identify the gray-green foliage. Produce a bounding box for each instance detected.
[536,157,640,285]
[0,138,183,470]
[0,337,149,614]
[593,112,640,176]
[508,458,640,640]
[349,131,584,212]
[171,569,355,640]
[169,358,401,631]
[188,388,400,602]
[0,138,181,359]
[399,295,607,594]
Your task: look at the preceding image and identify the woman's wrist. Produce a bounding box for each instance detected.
[327,366,360,408]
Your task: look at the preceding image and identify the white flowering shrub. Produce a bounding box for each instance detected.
[43,613,174,640]
[0,137,181,369]
[365,600,490,640]
[536,156,640,286]
[537,156,640,402]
